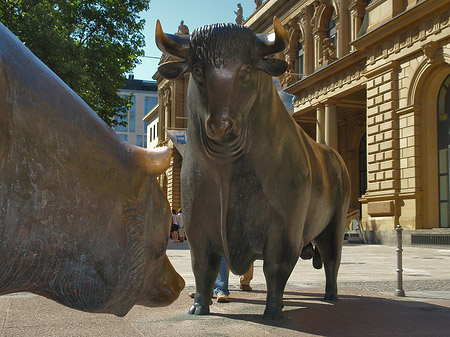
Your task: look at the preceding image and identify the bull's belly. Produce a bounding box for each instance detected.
[224,222,262,275]
[223,175,281,274]
[182,155,307,273]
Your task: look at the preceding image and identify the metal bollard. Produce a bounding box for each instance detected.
[395,224,406,297]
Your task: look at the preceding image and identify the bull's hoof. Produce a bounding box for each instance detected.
[263,307,283,320]
[188,303,210,315]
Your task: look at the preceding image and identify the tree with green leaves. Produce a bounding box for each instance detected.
[0,0,150,127]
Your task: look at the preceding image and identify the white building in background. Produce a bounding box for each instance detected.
[143,104,159,149]
[115,76,158,148]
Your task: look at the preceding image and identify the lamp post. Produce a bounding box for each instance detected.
[395,224,406,297]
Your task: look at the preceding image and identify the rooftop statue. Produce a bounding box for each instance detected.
[235,3,243,25]
[177,20,189,35]
[0,22,184,316]
[156,17,350,320]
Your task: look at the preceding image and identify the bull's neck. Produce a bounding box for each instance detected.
[252,73,287,141]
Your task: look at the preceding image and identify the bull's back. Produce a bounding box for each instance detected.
[300,130,351,242]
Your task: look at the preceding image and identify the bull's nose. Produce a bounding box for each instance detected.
[137,255,185,307]
[207,118,234,137]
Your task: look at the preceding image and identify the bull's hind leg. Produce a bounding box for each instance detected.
[314,212,346,301]
[188,243,221,315]
[262,237,298,320]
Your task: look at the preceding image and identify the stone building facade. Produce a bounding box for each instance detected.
[246,0,450,243]
[155,0,450,243]
[152,68,188,211]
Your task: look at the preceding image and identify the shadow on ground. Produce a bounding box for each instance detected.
[209,289,450,336]
[1,288,450,336]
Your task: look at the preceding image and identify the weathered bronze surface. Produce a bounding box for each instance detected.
[0,23,184,316]
[156,17,350,320]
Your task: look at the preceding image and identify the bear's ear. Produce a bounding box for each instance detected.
[158,61,190,80]
[257,58,288,77]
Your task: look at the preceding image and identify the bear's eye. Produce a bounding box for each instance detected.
[192,64,203,83]
[239,63,251,83]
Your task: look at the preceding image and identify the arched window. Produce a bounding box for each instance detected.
[297,42,304,77]
[437,74,450,228]
[359,133,367,197]
[327,9,337,47]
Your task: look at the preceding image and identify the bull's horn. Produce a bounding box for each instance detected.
[155,20,190,60]
[130,146,172,175]
[255,17,288,56]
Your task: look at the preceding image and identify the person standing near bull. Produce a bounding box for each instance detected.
[214,260,253,302]
[188,260,253,301]
[239,264,253,291]
[177,209,185,242]
[171,209,179,243]
[213,257,231,302]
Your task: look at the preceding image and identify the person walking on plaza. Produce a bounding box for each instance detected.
[170,209,179,243]
[214,256,231,302]
[189,258,253,302]
[213,259,254,302]
[177,209,185,242]
[239,263,253,291]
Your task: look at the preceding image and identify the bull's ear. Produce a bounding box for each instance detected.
[258,58,288,77]
[158,61,190,80]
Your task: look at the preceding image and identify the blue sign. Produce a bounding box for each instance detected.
[176,135,186,144]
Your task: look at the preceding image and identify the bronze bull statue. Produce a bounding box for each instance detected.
[0,22,184,316]
[156,17,350,319]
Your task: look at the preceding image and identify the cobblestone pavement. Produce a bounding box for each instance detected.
[338,279,450,292]
[168,241,450,300]
[213,279,450,294]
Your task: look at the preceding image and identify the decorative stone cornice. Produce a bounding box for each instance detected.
[422,41,440,64]
[298,3,314,29]
[395,104,421,117]
[360,7,449,73]
[352,0,449,52]
[349,0,366,12]
[288,52,366,112]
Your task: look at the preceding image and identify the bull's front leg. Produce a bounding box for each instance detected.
[262,234,298,320]
[188,242,221,315]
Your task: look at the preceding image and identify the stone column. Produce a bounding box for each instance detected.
[337,0,349,57]
[299,5,315,75]
[325,103,338,150]
[313,28,327,69]
[349,0,366,50]
[316,105,325,144]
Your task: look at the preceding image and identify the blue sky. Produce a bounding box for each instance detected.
[132,0,258,80]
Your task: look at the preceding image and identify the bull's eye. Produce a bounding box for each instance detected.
[192,65,203,83]
[239,64,251,83]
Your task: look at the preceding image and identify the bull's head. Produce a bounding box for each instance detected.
[155,17,288,154]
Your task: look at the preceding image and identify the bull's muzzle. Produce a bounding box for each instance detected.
[138,255,185,307]
[206,117,235,140]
